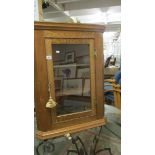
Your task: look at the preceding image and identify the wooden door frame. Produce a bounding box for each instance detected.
[45,38,97,125]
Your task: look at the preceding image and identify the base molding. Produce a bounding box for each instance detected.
[36,118,106,140]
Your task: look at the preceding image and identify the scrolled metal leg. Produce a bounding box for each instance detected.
[36,140,44,155]
[77,136,88,155]
[36,139,55,155]
[43,140,55,154]
[90,126,113,155]
[66,134,88,155]
[66,126,113,155]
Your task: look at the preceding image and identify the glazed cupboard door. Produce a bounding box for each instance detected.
[35,22,106,139]
[45,38,97,123]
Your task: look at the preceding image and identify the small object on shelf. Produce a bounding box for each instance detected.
[77,68,90,78]
[65,50,75,63]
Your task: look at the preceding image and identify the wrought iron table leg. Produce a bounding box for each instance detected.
[67,136,88,155]
[66,126,113,155]
[36,140,44,155]
[36,125,114,155]
[36,139,55,155]
[90,126,113,155]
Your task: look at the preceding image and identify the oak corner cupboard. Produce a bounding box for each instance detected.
[34,21,106,140]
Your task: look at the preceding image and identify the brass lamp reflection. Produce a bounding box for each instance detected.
[46,83,57,108]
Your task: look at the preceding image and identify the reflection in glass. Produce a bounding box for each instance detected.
[52,44,91,115]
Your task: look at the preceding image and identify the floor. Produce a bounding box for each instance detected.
[34,105,121,155]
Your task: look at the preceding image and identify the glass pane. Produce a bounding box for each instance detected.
[52,44,91,116]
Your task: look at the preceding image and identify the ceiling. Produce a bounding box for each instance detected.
[42,0,121,32]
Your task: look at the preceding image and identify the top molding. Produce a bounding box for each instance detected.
[34,21,105,32]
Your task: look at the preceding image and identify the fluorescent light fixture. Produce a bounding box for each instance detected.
[64,11,70,16]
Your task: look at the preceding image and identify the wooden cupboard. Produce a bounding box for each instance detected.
[34,22,106,140]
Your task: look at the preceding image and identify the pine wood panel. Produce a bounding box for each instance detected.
[34,30,52,131]
[36,118,106,140]
[35,22,105,32]
[94,33,104,118]
[44,30,95,39]
[34,22,105,137]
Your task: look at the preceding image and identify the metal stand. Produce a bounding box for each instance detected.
[36,139,55,155]
[67,126,113,155]
[67,136,88,155]
[35,126,114,155]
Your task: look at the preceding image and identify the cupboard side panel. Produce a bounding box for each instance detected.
[94,33,104,118]
[34,30,52,131]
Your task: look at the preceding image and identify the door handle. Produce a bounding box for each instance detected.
[46,96,57,108]
[46,83,57,109]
